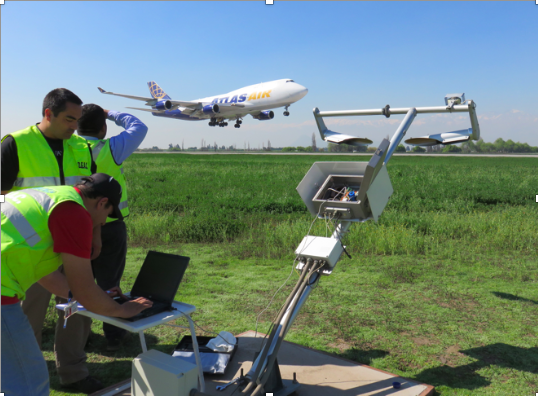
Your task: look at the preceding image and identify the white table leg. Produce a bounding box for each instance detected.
[98,381,131,396]
[138,331,147,352]
[185,314,205,392]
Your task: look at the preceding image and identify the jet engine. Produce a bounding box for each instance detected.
[255,111,275,121]
[203,104,220,114]
[154,100,172,111]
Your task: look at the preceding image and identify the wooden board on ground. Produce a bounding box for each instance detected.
[91,331,434,396]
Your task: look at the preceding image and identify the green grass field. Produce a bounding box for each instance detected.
[43,154,538,395]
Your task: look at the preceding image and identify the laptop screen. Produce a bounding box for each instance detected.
[130,251,189,304]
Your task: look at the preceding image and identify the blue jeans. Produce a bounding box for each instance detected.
[1,302,49,396]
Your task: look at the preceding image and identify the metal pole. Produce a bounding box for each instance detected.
[244,221,350,392]
[384,108,417,164]
[186,315,206,392]
[316,104,470,117]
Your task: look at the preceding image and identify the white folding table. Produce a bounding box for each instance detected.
[60,300,206,393]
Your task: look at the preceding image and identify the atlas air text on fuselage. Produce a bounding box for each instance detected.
[211,90,272,104]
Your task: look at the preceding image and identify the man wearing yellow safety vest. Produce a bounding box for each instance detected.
[76,104,147,351]
[1,174,153,396]
[1,88,105,393]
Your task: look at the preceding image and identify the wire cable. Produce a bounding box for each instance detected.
[254,257,298,337]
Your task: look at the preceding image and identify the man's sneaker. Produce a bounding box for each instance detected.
[62,375,105,394]
[106,331,130,352]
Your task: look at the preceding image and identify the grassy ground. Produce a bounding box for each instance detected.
[41,154,538,395]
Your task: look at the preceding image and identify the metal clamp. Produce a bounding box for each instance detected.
[382,104,391,118]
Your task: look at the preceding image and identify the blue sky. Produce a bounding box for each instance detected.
[2,1,537,149]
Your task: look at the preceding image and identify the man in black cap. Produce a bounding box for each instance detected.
[1,173,153,396]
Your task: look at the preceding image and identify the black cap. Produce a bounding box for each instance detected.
[81,173,123,220]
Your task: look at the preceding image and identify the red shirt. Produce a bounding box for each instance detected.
[48,187,93,259]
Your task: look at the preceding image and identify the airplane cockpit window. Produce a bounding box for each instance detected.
[286,80,295,83]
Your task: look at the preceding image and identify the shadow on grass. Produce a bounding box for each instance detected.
[492,291,538,305]
[47,359,134,393]
[339,348,390,366]
[46,336,178,394]
[42,331,162,356]
[414,343,538,391]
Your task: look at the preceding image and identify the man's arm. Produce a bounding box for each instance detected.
[37,269,70,299]
[62,252,152,318]
[1,135,19,193]
[105,110,148,165]
[91,225,102,260]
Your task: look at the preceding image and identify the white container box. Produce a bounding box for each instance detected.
[295,236,344,268]
[132,349,198,396]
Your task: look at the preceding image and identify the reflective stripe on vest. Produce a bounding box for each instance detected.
[65,176,85,186]
[1,188,63,247]
[14,176,61,188]
[23,188,58,213]
[91,141,107,161]
[1,202,41,247]
[15,176,85,188]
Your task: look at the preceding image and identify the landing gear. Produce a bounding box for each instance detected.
[210,118,228,127]
[283,105,290,116]
[234,118,243,128]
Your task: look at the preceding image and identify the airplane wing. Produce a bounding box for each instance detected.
[98,87,203,109]
[98,87,154,102]
[125,107,166,113]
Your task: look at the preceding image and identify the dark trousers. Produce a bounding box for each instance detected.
[92,219,127,341]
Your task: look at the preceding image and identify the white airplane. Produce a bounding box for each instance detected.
[98,79,308,128]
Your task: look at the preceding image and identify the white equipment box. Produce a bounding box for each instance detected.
[132,349,198,396]
[295,236,344,268]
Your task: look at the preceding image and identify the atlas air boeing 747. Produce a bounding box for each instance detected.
[98,79,308,128]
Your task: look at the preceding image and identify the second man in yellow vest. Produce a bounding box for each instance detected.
[76,104,148,351]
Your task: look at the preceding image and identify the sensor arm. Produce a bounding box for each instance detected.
[384,108,417,164]
[315,104,472,117]
[313,100,480,155]
[467,100,481,140]
[242,221,352,395]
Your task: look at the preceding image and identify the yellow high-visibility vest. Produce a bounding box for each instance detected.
[87,139,129,220]
[1,186,86,300]
[2,125,93,191]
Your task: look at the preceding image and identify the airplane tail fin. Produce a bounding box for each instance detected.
[147,81,172,100]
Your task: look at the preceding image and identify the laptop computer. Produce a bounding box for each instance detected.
[115,251,189,322]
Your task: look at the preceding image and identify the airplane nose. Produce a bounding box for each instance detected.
[291,84,308,101]
[298,85,308,98]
